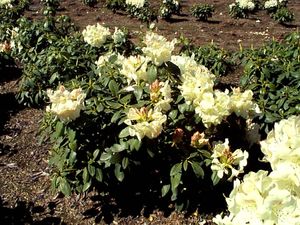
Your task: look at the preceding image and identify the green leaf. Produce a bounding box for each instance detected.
[93,149,100,160]
[161,184,170,197]
[114,164,125,182]
[69,151,77,164]
[49,72,59,84]
[111,143,126,153]
[100,152,112,161]
[88,164,95,177]
[191,162,204,178]
[183,160,188,171]
[170,163,182,176]
[119,127,130,138]
[68,141,77,151]
[171,173,181,191]
[109,80,119,96]
[211,171,221,186]
[59,178,71,196]
[95,168,103,182]
[54,121,64,138]
[168,110,178,121]
[120,94,132,104]
[83,167,89,182]
[68,129,76,142]
[128,138,141,151]
[111,110,122,123]
[147,65,157,83]
[106,101,122,109]
[83,180,91,192]
[134,86,143,100]
[122,157,129,169]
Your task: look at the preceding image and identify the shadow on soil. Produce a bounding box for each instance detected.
[0,67,24,156]
[0,197,66,225]
[83,168,232,224]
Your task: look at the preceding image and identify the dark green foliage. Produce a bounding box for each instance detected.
[238,31,300,133]
[270,7,294,24]
[190,4,214,21]
[82,0,98,7]
[180,37,234,77]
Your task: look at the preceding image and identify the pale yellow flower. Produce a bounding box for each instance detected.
[211,139,248,181]
[230,87,260,119]
[120,55,150,84]
[149,80,172,112]
[260,115,300,170]
[82,23,111,47]
[125,0,145,8]
[194,90,231,127]
[142,32,177,66]
[46,85,86,122]
[124,107,166,141]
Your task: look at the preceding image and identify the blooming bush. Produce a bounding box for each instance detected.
[229,0,257,18]
[264,0,287,12]
[35,24,266,210]
[159,0,181,20]
[264,0,294,23]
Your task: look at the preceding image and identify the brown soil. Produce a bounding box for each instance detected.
[1,0,300,224]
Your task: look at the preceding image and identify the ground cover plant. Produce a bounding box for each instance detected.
[1,0,300,224]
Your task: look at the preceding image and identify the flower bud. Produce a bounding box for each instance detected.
[191,131,209,148]
[172,128,184,145]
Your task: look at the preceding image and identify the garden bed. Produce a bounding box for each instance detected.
[1,0,300,224]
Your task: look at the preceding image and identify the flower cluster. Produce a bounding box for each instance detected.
[229,87,260,119]
[124,107,167,141]
[173,54,215,105]
[229,0,256,18]
[0,0,12,6]
[120,55,150,84]
[149,79,173,112]
[112,27,126,44]
[142,32,177,66]
[260,115,300,172]
[264,0,286,10]
[174,55,259,127]
[82,23,111,47]
[125,0,145,8]
[159,0,181,19]
[211,139,248,181]
[213,115,300,225]
[231,0,255,10]
[46,86,86,122]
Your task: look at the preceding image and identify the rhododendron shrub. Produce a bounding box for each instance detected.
[40,28,260,209]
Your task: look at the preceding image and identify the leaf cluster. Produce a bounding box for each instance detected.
[190,4,214,22]
[82,0,98,7]
[180,37,234,77]
[159,0,181,20]
[0,0,30,25]
[238,31,300,134]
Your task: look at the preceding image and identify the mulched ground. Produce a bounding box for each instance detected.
[1,0,300,224]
